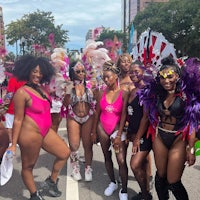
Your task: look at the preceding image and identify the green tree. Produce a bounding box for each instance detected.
[97,28,124,41]
[5,10,69,55]
[133,0,200,57]
[97,28,127,53]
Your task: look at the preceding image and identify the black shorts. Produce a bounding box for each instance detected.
[128,132,152,152]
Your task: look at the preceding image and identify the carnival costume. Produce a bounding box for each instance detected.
[67,80,96,124]
[127,94,152,151]
[100,90,123,135]
[131,28,200,200]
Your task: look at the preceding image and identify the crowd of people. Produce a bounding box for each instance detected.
[0,49,199,200]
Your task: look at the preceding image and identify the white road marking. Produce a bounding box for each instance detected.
[66,156,79,200]
[58,126,79,199]
[58,127,67,131]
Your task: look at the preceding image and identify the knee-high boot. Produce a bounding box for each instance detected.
[155,172,169,200]
[169,180,189,200]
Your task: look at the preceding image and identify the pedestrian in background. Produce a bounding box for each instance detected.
[117,53,135,93]
[4,76,26,145]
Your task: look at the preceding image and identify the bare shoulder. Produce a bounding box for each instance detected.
[14,87,28,99]
[121,89,129,99]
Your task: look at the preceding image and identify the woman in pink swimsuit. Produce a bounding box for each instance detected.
[92,60,129,200]
[8,55,70,200]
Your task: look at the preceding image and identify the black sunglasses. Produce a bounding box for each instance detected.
[75,70,85,74]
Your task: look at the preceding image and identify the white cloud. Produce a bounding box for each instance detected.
[0,0,121,50]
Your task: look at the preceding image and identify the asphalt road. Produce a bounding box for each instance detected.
[0,119,200,200]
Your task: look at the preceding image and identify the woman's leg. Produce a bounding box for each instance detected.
[67,117,81,158]
[116,141,128,193]
[67,117,82,180]
[42,128,70,181]
[42,128,70,197]
[81,116,93,181]
[18,131,43,194]
[153,135,169,200]
[81,116,93,167]
[167,137,188,200]
[97,123,116,183]
[51,113,62,133]
[131,150,150,199]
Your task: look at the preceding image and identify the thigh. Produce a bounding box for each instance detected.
[97,123,111,156]
[153,135,168,177]
[167,136,187,183]
[42,128,70,159]
[67,117,81,149]
[81,116,93,149]
[18,130,43,168]
[131,150,149,169]
[116,141,128,165]
[51,113,62,131]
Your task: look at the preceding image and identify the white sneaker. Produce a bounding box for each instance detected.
[85,166,92,182]
[104,181,118,196]
[71,162,82,181]
[119,189,128,200]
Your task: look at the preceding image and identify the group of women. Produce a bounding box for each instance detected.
[2,52,199,200]
[65,53,199,200]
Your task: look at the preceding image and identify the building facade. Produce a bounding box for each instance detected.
[121,0,169,48]
[0,7,5,55]
[85,26,105,41]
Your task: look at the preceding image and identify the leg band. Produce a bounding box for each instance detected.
[70,151,79,162]
[169,180,189,200]
[155,172,169,200]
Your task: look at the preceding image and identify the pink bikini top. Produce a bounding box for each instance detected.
[100,90,123,135]
[24,88,52,137]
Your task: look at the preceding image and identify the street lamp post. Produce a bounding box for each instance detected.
[20,36,26,55]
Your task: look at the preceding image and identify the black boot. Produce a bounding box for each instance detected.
[155,172,169,200]
[169,180,189,200]
[40,176,62,197]
[29,191,45,200]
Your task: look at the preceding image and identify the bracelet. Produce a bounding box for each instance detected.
[186,146,195,155]
[190,147,195,155]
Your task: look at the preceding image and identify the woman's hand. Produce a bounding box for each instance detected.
[186,146,196,166]
[132,136,140,155]
[113,136,121,154]
[7,144,17,156]
[91,132,97,144]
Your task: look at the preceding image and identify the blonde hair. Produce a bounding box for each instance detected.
[103,60,121,75]
[117,53,133,68]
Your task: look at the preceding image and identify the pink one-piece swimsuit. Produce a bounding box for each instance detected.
[100,90,123,135]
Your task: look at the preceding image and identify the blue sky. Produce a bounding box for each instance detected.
[0,0,122,53]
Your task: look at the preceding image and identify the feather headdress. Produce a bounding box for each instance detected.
[82,40,110,89]
[49,48,70,99]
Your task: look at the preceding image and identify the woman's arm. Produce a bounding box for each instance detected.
[62,94,71,107]
[117,90,128,137]
[132,107,149,152]
[186,129,196,166]
[112,90,128,151]
[8,88,26,154]
[91,90,101,132]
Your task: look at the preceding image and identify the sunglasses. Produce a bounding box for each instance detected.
[75,70,85,74]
